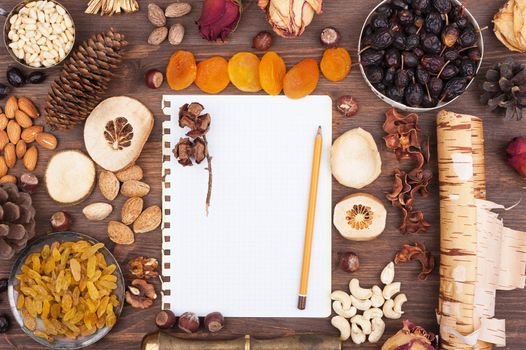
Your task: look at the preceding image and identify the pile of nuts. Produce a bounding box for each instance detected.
[330,262,407,344]
[155,310,225,333]
[125,256,159,309]
[147,2,191,46]
[7,0,75,68]
[79,164,161,245]
[0,95,57,183]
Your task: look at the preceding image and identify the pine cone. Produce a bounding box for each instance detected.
[45,28,128,130]
[481,58,526,121]
[0,184,36,260]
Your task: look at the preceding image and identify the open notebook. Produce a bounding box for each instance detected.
[161,95,332,317]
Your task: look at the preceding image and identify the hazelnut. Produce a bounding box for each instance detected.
[50,211,73,232]
[178,312,199,333]
[19,172,38,194]
[204,311,224,332]
[155,310,177,329]
[336,95,359,117]
[145,69,164,89]
[252,31,273,51]
[339,252,360,273]
[320,27,341,48]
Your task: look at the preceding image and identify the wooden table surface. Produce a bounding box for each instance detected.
[0,0,525,349]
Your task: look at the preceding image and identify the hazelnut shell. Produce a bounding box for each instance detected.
[204,311,224,332]
[178,312,199,333]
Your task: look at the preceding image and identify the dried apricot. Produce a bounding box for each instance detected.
[228,52,261,92]
[166,50,197,91]
[283,59,320,99]
[320,48,351,82]
[195,56,230,94]
[259,52,286,95]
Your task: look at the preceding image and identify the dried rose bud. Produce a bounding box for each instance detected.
[197,0,241,41]
[336,95,359,117]
[507,137,526,177]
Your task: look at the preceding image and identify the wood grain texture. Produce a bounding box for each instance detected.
[0,0,525,349]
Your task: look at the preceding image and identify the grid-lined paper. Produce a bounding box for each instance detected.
[161,95,332,317]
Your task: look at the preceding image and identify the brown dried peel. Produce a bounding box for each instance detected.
[394,242,435,280]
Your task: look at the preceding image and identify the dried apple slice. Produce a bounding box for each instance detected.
[333,193,386,241]
[331,127,382,188]
[45,150,96,205]
[84,96,154,172]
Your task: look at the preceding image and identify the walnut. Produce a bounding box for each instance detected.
[125,278,157,309]
[104,117,134,150]
[128,256,159,279]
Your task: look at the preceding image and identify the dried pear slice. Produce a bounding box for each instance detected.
[330,128,382,189]
[45,150,96,205]
[333,193,386,241]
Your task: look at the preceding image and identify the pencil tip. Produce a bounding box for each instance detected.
[317,126,322,134]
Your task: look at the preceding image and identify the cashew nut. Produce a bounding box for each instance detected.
[330,290,352,310]
[382,299,402,319]
[350,322,366,345]
[363,307,383,320]
[331,315,351,341]
[351,314,372,335]
[382,282,401,300]
[332,301,357,318]
[380,262,395,285]
[393,293,407,314]
[349,278,372,300]
[350,295,372,311]
[368,317,385,343]
[370,285,385,308]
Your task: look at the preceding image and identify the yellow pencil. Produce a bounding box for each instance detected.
[298,126,323,310]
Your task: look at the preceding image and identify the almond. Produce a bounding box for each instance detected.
[0,131,8,151]
[14,110,32,128]
[5,96,17,119]
[148,3,166,27]
[133,206,162,233]
[16,140,26,159]
[0,157,7,177]
[121,197,144,225]
[148,27,168,45]
[83,202,113,221]
[0,114,8,131]
[121,180,150,197]
[4,143,16,168]
[99,170,120,201]
[0,175,17,184]
[17,97,39,118]
[108,221,135,245]
[7,120,21,144]
[165,2,192,17]
[23,145,38,171]
[35,132,57,150]
[21,125,43,143]
[115,164,143,182]
[168,23,184,45]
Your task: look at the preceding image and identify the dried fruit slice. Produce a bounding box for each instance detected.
[228,52,262,92]
[333,193,386,241]
[320,48,351,82]
[84,96,154,172]
[259,51,286,95]
[330,128,382,189]
[45,150,96,205]
[283,59,319,99]
[166,50,197,91]
[195,56,230,94]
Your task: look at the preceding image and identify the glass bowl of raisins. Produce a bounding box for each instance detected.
[7,231,125,349]
[358,0,483,112]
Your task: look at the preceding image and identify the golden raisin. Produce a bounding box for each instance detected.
[195,56,230,94]
[228,52,261,92]
[283,59,320,99]
[259,51,286,96]
[166,50,197,91]
[320,48,351,82]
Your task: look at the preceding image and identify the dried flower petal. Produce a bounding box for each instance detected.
[197,0,241,41]
[173,138,194,166]
[394,242,435,280]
